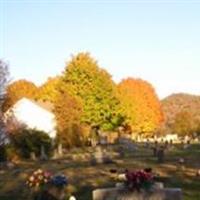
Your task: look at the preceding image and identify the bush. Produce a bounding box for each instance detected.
[11,129,52,158]
[0,145,7,162]
[0,144,19,162]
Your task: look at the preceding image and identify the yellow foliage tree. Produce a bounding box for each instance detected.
[36,76,60,103]
[118,78,163,136]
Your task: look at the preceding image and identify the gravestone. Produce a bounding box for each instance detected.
[145,140,150,148]
[164,141,169,149]
[99,136,108,145]
[152,141,158,156]
[183,144,189,149]
[117,146,125,158]
[196,169,200,177]
[6,161,15,169]
[93,187,182,200]
[69,196,76,200]
[95,146,104,164]
[152,146,158,157]
[91,146,113,165]
[58,143,63,157]
[30,152,36,161]
[91,138,98,147]
[40,146,48,161]
[119,138,136,152]
[52,149,59,159]
[157,147,165,163]
[178,158,185,170]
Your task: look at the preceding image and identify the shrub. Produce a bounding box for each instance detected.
[0,145,7,162]
[0,144,19,162]
[11,129,52,158]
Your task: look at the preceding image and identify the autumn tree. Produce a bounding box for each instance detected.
[171,111,195,136]
[59,53,121,131]
[117,78,163,136]
[162,93,200,135]
[53,90,83,147]
[36,76,60,103]
[3,79,38,111]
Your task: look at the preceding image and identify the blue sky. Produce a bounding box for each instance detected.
[0,0,200,98]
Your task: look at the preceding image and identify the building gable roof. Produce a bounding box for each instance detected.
[29,99,54,113]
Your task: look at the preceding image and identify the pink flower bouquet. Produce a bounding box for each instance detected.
[26,169,52,188]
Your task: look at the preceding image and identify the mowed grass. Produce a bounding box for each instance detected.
[0,143,200,200]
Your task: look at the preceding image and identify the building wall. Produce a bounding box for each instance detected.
[8,98,56,138]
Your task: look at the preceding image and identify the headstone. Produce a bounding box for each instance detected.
[58,143,63,157]
[119,138,136,152]
[93,187,182,200]
[153,182,164,189]
[12,168,22,176]
[164,141,169,149]
[117,174,126,181]
[183,144,189,149]
[95,146,104,164]
[178,158,185,170]
[196,169,200,177]
[153,146,158,157]
[30,152,36,161]
[52,149,59,159]
[91,146,113,165]
[91,138,97,147]
[40,146,48,161]
[117,146,125,158]
[69,196,76,200]
[0,169,5,174]
[157,147,165,163]
[99,136,108,145]
[6,161,15,169]
[145,140,150,148]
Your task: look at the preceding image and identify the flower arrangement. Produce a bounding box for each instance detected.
[124,169,154,192]
[50,174,68,188]
[26,169,52,188]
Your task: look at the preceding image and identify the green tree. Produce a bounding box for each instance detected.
[59,53,121,130]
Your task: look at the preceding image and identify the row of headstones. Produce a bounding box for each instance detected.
[30,144,64,161]
[151,139,193,164]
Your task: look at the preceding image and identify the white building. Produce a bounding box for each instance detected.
[5,98,56,138]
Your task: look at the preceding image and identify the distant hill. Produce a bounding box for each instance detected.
[161,93,200,129]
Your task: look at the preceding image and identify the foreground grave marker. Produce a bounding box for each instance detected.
[93,187,182,200]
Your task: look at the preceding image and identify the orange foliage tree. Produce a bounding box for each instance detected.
[118,78,163,136]
[3,79,38,111]
[53,90,84,147]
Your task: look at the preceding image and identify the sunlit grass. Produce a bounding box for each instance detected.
[0,144,200,200]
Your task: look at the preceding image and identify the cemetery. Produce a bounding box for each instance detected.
[0,54,200,200]
[0,139,200,200]
[1,2,200,199]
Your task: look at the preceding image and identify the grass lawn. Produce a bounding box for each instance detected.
[0,143,200,200]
